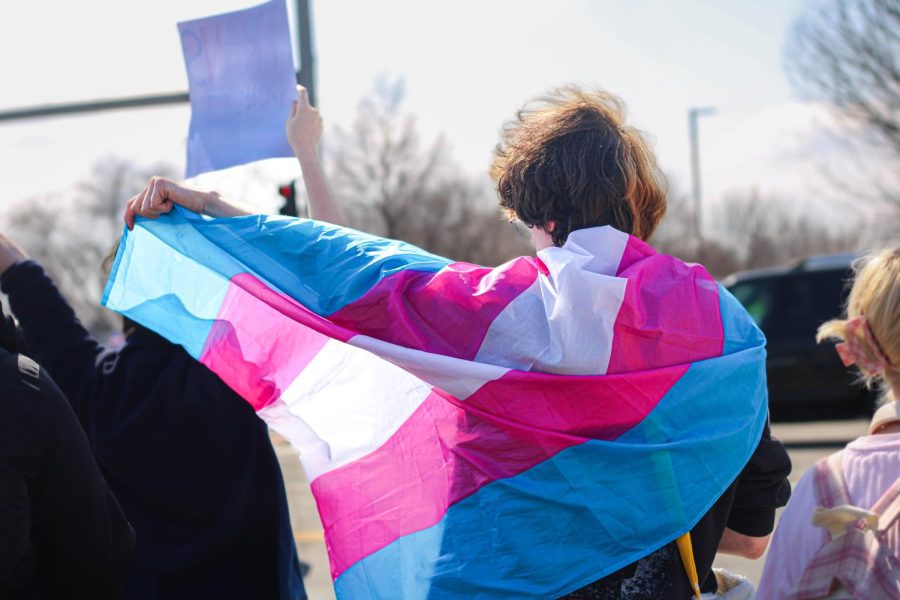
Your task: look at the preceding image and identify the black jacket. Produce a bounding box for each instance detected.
[0,349,134,599]
[2,261,305,600]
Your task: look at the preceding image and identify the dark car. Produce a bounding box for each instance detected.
[722,253,874,420]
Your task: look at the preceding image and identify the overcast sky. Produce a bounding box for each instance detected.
[1,0,840,218]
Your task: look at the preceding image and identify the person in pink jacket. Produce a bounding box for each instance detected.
[758,247,900,600]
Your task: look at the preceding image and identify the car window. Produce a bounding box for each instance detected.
[809,269,851,323]
[728,278,776,332]
[775,269,850,339]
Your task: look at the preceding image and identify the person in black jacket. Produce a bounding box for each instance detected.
[0,300,134,599]
[0,234,306,600]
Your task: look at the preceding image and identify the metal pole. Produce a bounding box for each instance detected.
[689,109,702,245]
[296,0,316,107]
[688,107,715,255]
[0,65,306,125]
[0,92,189,123]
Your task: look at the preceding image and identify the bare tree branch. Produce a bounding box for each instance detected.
[785,0,900,210]
[5,159,177,336]
[327,78,530,264]
[653,184,864,277]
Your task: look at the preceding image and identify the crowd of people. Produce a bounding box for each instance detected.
[1,85,897,599]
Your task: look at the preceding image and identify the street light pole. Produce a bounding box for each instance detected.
[688,106,716,256]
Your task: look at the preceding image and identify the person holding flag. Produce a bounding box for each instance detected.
[117,85,790,599]
[0,203,306,598]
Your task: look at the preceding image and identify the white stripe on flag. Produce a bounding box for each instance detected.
[350,334,510,400]
[476,226,629,376]
[259,338,433,481]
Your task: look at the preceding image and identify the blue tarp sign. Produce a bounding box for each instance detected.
[178,0,297,177]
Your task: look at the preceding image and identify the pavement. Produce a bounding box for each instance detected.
[274,418,871,600]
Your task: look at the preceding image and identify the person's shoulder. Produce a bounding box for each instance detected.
[791,462,818,498]
[0,351,61,444]
[846,432,900,454]
[0,350,41,393]
[776,458,820,533]
[0,351,70,408]
[765,461,822,551]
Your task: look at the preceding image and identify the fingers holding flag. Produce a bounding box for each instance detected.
[124,177,214,230]
[125,177,172,230]
[123,85,324,231]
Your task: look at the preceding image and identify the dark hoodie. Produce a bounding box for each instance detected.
[1,261,305,600]
[0,302,134,599]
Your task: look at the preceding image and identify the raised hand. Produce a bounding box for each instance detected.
[284,85,346,226]
[285,85,323,160]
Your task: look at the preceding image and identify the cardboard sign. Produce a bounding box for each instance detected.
[179,0,297,177]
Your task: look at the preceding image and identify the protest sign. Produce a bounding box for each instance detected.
[178,0,297,177]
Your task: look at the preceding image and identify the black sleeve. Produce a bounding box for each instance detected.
[27,356,135,599]
[0,422,34,597]
[0,261,104,419]
[726,422,792,536]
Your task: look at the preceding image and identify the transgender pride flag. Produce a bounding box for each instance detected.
[102,207,768,599]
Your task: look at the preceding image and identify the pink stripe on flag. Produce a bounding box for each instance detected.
[199,273,357,410]
[616,234,653,275]
[328,259,539,360]
[311,364,686,579]
[607,236,723,374]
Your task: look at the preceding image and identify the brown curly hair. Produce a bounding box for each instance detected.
[491,87,667,246]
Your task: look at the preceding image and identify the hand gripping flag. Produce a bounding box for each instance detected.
[102,207,768,599]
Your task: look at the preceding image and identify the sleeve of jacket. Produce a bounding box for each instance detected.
[726,422,793,536]
[0,260,104,420]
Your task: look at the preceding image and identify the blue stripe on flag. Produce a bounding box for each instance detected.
[718,283,766,357]
[104,208,452,349]
[102,223,230,358]
[148,207,451,315]
[333,346,768,599]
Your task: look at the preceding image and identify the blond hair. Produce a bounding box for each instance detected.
[817,247,900,400]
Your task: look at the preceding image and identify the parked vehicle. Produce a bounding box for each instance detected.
[722,253,874,420]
